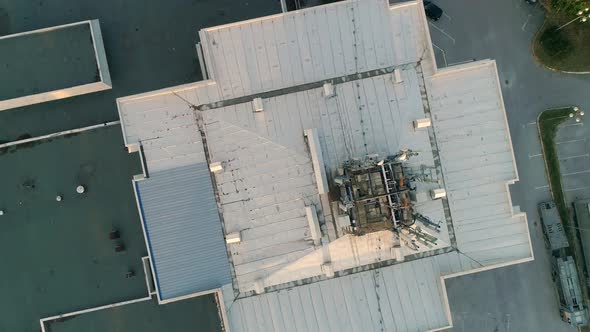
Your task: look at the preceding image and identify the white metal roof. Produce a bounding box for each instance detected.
[203,66,451,293]
[428,60,532,265]
[117,81,218,172]
[135,163,232,301]
[198,0,432,100]
[223,251,485,332]
[116,0,532,330]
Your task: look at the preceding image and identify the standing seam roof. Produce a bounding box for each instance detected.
[135,163,231,300]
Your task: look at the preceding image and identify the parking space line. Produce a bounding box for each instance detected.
[535,185,549,190]
[521,14,532,31]
[428,22,456,44]
[563,122,584,128]
[560,153,589,161]
[443,13,452,21]
[431,43,448,67]
[563,169,590,176]
[529,153,542,159]
[565,185,590,192]
[556,138,586,145]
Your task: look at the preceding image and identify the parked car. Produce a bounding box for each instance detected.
[423,1,443,21]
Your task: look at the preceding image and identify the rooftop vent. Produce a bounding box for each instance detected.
[323,82,335,98]
[252,97,264,112]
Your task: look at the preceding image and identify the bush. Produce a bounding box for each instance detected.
[540,25,574,57]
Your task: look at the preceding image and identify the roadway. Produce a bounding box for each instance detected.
[427,0,590,331]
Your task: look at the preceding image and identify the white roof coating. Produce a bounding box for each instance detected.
[198,0,432,99]
[428,61,532,265]
[223,251,484,332]
[203,68,451,293]
[116,0,533,330]
[117,81,218,172]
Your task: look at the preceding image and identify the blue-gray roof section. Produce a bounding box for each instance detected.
[135,163,231,301]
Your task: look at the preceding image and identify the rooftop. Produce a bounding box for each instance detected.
[0,20,111,111]
[116,0,533,330]
[0,125,147,331]
[44,296,222,332]
[0,22,97,100]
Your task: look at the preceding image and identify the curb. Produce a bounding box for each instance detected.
[531,20,590,75]
[536,106,576,204]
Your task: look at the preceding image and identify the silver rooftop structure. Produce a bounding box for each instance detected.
[117,0,533,330]
[134,164,232,302]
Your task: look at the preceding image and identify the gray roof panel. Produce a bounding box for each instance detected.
[136,163,231,300]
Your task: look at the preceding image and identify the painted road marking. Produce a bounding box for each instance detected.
[535,185,549,190]
[565,185,590,192]
[556,138,586,145]
[432,43,448,67]
[563,169,590,176]
[560,153,589,161]
[563,122,584,128]
[529,153,542,159]
[521,14,532,31]
[428,22,456,44]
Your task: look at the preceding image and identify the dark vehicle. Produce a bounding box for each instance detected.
[424,1,443,21]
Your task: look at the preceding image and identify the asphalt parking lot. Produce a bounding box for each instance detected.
[556,117,590,202]
[427,0,590,331]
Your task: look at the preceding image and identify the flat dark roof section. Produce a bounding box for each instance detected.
[0,22,99,100]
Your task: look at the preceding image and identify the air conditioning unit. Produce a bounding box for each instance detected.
[254,279,265,294]
[323,82,335,97]
[430,188,447,199]
[209,161,223,173]
[226,231,241,244]
[127,143,140,153]
[413,118,432,129]
[252,97,264,112]
[393,68,403,84]
[322,262,335,278]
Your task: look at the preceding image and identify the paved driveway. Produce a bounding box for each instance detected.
[427,0,590,331]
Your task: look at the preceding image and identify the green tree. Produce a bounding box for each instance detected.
[550,0,590,13]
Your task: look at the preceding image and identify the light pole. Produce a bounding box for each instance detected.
[569,106,585,123]
[557,7,590,30]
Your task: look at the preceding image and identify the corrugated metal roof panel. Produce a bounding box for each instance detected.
[136,163,231,300]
